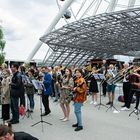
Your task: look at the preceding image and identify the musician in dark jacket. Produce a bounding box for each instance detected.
[121,63,140,111]
[101,60,108,97]
[19,66,26,107]
[10,64,23,124]
[88,67,99,105]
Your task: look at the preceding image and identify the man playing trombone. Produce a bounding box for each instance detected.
[120,63,132,110]
[121,63,140,111]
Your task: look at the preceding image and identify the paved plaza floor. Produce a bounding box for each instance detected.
[0,86,140,140]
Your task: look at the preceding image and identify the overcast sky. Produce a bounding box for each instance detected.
[0,0,58,61]
[0,0,139,62]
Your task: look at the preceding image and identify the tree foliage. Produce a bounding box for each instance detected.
[0,26,6,66]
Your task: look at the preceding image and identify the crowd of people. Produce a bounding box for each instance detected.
[0,59,140,134]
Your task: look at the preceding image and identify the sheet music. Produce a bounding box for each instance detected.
[32,80,43,90]
[93,74,99,79]
[21,75,30,84]
[93,74,105,80]
[25,76,31,84]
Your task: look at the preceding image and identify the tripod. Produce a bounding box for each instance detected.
[95,78,108,110]
[129,109,140,120]
[31,93,52,131]
[106,102,118,112]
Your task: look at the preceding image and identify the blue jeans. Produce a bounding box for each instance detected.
[27,94,34,109]
[11,97,19,121]
[74,103,83,127]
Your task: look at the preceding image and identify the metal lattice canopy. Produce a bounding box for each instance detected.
[40,7,140,67]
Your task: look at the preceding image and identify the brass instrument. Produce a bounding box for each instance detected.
[108,65,134,84]
[84,68,101,79]
[105,73,113,80]
[100,70,114,85]
[131,67,140,73]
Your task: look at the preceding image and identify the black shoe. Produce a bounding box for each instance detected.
[110,102,113,106]
[41,111,51,116]
[72,123,78,127]
[53,99,58,102]
[74,126,83,131]
[7,119,13,123]
[106,102,111,105]
[29,110,33,113]
[26,109,30,112]
[11,120,19,124]
[41,113,47,116]
[121,105,126,107]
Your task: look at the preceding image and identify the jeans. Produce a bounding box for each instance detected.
[27,94,35,109]
[74,103,83,127]
[54,84,60,100]
[11,96,19,121]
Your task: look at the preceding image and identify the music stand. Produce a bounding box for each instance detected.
[129,89,140,120]
[31,80,52,131]
[129,108,140,120]
[106,103,119,112]
[95,74,108,110]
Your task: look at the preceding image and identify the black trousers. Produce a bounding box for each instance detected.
[51,80,55,97]
[42,94,51,114]
[2,104,10,120]
[102,81,107,96]
[123,82,131,107]
[135,93,140,109]
[19,94,25,107]
[127,84,138,108]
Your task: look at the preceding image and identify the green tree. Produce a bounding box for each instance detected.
[0,26,6,66]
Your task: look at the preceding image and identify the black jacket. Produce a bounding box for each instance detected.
[14,132,39,140]
[10,71,23,97]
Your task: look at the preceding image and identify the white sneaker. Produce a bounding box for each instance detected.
[90,101,94,105]
[134,108,138,113]
[113,110,120,113]
[121,107,130,111]
[93,102,97,105]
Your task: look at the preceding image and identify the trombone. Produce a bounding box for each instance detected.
[131,67,140,73]
[107,65,133,84]
[84,68,101,79]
